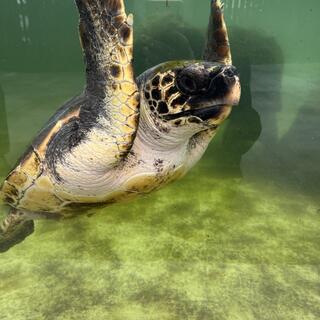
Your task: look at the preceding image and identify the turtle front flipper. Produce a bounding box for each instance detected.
[204,0,232,64]
[75,0,140,163]
[0,208,34,253]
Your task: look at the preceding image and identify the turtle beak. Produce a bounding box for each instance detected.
[188,65,241,110]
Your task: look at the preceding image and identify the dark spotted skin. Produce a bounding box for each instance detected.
[142,61,235,128]
[157,102,169,114]
[143,71,188,124]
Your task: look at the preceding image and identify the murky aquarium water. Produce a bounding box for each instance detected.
[0,0,319,319]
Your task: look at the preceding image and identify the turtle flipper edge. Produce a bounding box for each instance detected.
[204,0,232,64]
[0,208,34,253]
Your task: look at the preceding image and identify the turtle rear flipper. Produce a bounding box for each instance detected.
[0,209,34,253]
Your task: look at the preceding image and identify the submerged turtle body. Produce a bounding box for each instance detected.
[0,0,241,252]
[0,92,189,216]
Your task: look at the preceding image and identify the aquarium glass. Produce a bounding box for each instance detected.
[0,0,319,319]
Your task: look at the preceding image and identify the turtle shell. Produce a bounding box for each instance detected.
[0,96,83,216]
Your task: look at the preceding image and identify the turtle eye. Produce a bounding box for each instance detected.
[177,75,198,95]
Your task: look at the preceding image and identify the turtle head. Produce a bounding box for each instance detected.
[139,60,241,137]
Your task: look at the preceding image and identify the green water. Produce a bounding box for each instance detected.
[0,0,319,319]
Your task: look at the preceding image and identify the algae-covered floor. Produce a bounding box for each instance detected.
[0,64,319,319]
[0,175,318,320]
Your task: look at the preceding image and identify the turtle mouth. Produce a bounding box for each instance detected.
[163,104,227,121]
[163,73,241,122]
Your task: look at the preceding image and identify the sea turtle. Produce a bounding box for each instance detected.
[0,0,240,252]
